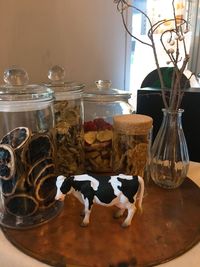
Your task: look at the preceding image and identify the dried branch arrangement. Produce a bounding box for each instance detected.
[114,0,191,111]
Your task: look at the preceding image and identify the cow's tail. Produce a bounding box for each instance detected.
[137,176,145,213]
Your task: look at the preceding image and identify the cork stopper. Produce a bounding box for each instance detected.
[113,114,153,135]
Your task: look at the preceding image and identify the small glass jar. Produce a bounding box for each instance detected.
[83,80,133,173]
[0,67,62,229]
[45,65,85,176]
[112,114,153,177]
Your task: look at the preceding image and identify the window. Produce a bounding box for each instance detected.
[127,0,199,109]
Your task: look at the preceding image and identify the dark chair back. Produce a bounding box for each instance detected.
[141,67,190,89]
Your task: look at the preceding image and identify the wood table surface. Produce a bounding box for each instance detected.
[1,162,200,267]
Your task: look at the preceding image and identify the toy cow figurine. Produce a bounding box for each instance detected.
[55,174,144,227]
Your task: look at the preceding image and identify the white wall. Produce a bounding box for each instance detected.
[0,0,127,88]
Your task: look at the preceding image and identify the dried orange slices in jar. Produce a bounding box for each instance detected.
[0,127,57,219]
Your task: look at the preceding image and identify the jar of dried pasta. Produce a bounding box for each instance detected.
[45,65,85,176]
[112,114,153,177]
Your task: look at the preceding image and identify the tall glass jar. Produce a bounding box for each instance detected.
[83,80,133,173]
[112,114,153,178]
[45,65,85,176]
[0,67,62,229]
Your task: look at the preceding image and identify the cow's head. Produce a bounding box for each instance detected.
[55,175,72,201]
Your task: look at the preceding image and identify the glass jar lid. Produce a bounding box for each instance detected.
[44,65,85,101]
[83,80,132,102]
[0,67,54,112]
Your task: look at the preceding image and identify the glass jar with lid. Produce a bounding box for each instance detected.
[83,80,133,173]
[0,67,62,229]
[45,65,85,176]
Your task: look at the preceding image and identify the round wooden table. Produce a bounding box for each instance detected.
[1,162,200,267]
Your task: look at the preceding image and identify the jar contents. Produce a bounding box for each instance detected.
[54,99,84,175]
[0,67,62,229]
[112,114,153,177]
[84,118,113,172]
[46,65,85,176]
[0,128,56,217]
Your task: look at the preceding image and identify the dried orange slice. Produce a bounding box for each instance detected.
[34,164,55,187]
[40,190,57,209]
[35,174,57,202]
[0,144,15,180]
[0,127,30,149]
[22,134,55,165]
[1,172,19,196]
[6,194,38,217]
[96,129,113,142]
[84,131,97,145]
[27,157,54,186]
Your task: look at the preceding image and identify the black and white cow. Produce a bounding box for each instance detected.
[55,174,144,227]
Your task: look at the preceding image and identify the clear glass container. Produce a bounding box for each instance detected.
[112,114,153,178]
[45,65,85,176]
[150,109,189,189]
[83,80,133,173]
[0,67,62,229]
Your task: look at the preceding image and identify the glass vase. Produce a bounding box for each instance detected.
[150,108,189,189]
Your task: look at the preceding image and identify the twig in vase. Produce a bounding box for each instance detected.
[114,0,191,111]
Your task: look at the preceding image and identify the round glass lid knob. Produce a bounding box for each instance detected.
[3,67,29,86]
[47,65,66,82]
[95,80,112,90]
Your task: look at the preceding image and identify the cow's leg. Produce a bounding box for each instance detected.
[113,208,125,219]
[81,198,92,227]
[121,204,136,228]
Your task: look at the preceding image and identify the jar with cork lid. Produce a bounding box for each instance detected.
[112,114,153,177]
